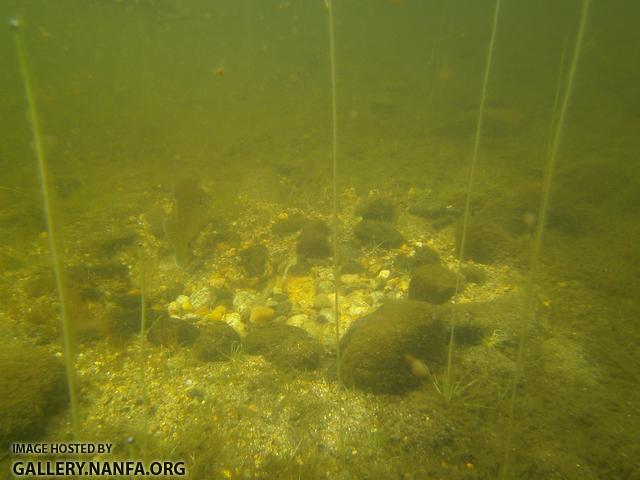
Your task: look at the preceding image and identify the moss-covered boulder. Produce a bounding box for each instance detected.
[355,196,396,222]
[147,315,200,347]
[0,344,68,448]
[239,244,269,277]
[396,245,441,272]
[193,321,241,362]
[353,220,404,248]
[409,264,462,304]
[408,197,449,219]
[340,300,448,394]
[297,221,331,258]
[244,324,322,371]
[455,216,515,264]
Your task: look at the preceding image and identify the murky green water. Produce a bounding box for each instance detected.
[1,1,638,478]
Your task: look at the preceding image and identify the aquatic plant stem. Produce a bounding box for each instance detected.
[545,38,569,161]
[11,18,80,438]
[500,1,591,478]
[325,0,341,386]
[138,245,149,462]
[443,0,501,403]
[246,0,254,85]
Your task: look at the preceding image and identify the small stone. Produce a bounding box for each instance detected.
[313,294,333,309]
[341,274,361,285]
[224,312,246,337]
[233,290,258,316]
[273,300,292,318]
[212,286,234,306]
[317,309,334,323]
[209,276,226,289]
[317,281,334,294]
[287,313,309,329]
[377,269,390,280]
[190,287,213,310]
[205,305,227,322]
[250,306,276,325]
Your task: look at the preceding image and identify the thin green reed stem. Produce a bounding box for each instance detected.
[444,0,501,402]
[325,0,341,386]
[500,1,590,478]
[139,245,149,462]
[11,18,79,438]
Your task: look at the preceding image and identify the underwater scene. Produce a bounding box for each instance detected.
[1,0,638,478]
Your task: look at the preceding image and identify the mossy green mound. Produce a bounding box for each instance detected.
[0,344,68,448]
[340,300,448,394]
[409,264,462,304]
[244,324,322,371]
[194,321,242,362]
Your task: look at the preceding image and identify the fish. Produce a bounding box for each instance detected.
[164,178,210,270]
[403,353,430,378]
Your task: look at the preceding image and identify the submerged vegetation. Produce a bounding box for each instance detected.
[1,0,639,478]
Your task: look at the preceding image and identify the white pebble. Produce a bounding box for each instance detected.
[377,269,391,280]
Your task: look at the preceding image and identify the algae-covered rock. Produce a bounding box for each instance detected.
[355,195,396,222]
[164,178,211,269]
[409,264,462,304]
[244,324,322,371]
[193,322,241,362]
[408,197,449,219]
[147,314,200,347]
[353,220,404,248]
[239,244,269,277]
[297,221,331,258]
[340,300,448,394]
[455,216,514,264]
[0,344,68,448]
[396,245,441,272]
